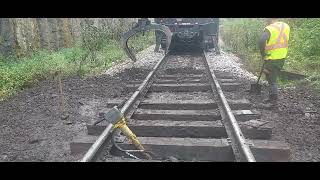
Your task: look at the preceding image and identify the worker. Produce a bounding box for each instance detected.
[259,18,290,109]
[154,18,162,52]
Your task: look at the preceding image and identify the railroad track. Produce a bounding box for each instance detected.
[70,51,290,162]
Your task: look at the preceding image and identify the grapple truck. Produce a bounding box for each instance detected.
[154,18,220,53]
[121,18,220,62]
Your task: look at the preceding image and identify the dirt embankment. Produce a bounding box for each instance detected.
[1,46,319,162]
[0,68,150,162]
[0,45,161,162]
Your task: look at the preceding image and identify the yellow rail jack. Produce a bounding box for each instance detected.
[103,106,152,160]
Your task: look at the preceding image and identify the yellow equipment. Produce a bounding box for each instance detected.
[104,106,152,160]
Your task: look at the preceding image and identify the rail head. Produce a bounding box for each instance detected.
[80,123,113,162]
[80,54,169,162]
[202,51,256,162]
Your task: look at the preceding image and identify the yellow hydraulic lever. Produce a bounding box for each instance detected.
[104,106,152,160]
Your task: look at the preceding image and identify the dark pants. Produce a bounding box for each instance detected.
[154,31,162,51]
[263,59,285,96]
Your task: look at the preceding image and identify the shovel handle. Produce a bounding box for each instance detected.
[257,61,265,84]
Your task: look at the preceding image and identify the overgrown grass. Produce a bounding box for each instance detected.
[0,31,155,101]
[220,18,320,89]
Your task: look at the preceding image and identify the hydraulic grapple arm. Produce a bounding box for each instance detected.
[121,18,172,62]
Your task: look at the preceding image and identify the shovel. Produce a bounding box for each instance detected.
[249,61,265,95]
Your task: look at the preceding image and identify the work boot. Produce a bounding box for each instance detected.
[262,98,272,103]
[263,94,278,103]
[263,101,278,110]
[258,94,279,110]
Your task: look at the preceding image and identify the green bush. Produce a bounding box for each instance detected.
[0,27,155,101]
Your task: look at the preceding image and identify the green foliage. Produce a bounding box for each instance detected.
[128,31,155,53]
[0,26,155,101]
[221,18,320,88]
[286,19,320,75]
[222,18,265,53]
[0,48,77,100]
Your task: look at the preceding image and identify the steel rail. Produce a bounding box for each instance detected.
[80,53,169,162]
[202,51,256,162]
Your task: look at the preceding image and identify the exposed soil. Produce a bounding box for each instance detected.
[246,84,320,162]
[232,66,320,162]
[0,68,149,162]
[1,46,319,162]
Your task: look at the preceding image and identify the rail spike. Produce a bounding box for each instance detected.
[121,18,172,62]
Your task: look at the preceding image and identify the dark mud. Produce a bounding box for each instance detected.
[0,68,149,162]
[1,51,319,162]
[241,82,320,161]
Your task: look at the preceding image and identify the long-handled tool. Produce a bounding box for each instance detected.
[249,61,265,95]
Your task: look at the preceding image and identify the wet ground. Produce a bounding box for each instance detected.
[0,47,319,161]
[231,73,320,162]
[248,84,320,161]
[0,68,149,162]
